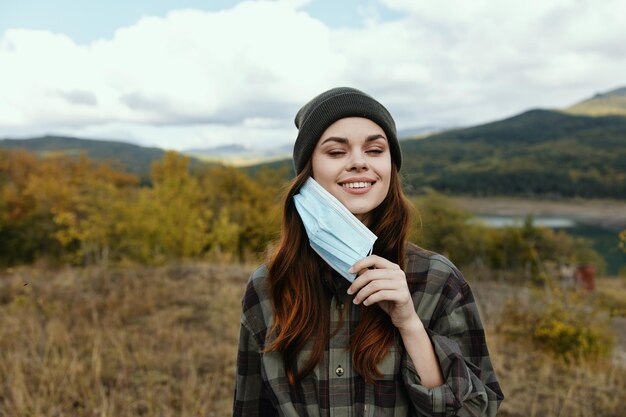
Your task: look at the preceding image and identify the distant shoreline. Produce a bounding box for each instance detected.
[450,196,626,231]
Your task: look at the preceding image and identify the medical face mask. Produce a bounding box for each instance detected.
[293,177,378,282]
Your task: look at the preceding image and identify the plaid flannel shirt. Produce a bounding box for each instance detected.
[233,243,504,417]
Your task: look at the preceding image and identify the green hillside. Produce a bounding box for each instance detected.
[399,110,626,198]
[566,86,626,117]
[1,135,175,181]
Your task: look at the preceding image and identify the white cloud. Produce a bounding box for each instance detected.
[1,0,625,150]
[0,2,345,138]
[372,0,626,122]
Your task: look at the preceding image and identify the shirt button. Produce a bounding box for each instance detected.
[337,302,344,310]
[335,366,344,377]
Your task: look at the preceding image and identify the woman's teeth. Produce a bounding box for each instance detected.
[342,182,372,189]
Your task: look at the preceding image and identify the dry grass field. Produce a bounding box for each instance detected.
[1,263,625,417]
[0,263,246,417]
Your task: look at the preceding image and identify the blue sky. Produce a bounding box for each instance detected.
[0,0,402,43]
[0,0,624,150]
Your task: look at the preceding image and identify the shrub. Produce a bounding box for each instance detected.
[500,286,615,361]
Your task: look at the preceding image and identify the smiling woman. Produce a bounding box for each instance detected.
[233,87,504,417]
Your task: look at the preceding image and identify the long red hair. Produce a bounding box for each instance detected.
[264,161,413,384]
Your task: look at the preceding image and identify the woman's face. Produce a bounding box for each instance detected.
[311,117,392,224]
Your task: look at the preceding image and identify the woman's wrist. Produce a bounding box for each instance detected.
[394,311,423,334]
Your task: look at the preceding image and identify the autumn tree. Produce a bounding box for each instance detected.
[198,165,281,260]
[117,151,212,263]
[0,149,64,263]
[51,155,138,265]
[0,149,139,265]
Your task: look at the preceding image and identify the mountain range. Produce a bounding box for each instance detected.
[183,143,294,166]
[2,86,625,198]
[0,135,167,180]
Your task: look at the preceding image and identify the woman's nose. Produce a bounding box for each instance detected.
[348,152,368,171]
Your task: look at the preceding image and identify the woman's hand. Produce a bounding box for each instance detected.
[349,255,444,388]
[347,255,418,330]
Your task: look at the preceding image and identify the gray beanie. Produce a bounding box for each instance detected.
[293,87,401,174]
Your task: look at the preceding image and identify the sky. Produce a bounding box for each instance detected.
[0,0,624,151]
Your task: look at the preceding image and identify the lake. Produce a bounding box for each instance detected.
[475,215,576,228]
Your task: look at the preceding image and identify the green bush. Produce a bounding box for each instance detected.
[410,191,489,267]
[411,192,605,278]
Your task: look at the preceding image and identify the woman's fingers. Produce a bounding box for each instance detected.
[348,269,409,305]
[352,281,406,306]
[347,267,399,295]
[361,290,397,307]
[348,255,400,274]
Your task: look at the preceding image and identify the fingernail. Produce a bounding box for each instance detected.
[346,287,353,295]
[348,266,355,273]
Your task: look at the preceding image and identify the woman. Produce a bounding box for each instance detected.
[233,87,503,417]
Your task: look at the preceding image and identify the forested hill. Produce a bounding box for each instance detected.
[0,135,168,179]
[399,110,626,197]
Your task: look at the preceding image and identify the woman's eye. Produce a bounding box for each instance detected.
[366,148,384,154]
[327,150,346,157]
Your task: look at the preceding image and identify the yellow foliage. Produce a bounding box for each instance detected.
[199,164,281,259]
[500,287,615,361]
[150,152,213,258]
[208,208,241,258]
[0,150,139,264]
[1,149,286,265]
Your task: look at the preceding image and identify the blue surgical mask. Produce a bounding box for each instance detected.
[293,177,378,282]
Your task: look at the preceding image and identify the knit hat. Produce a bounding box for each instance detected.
[293,87,401,174]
